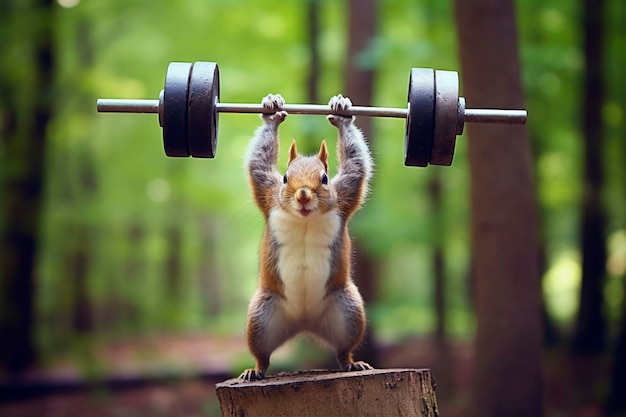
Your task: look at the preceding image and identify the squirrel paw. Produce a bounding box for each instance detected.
[327,94,354,127]
[344,361,373,372]
[239,368,265,381]
[261,94,287,124]
[262,93,285,110]
[328,94,352,112]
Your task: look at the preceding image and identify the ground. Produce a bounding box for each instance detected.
[0,333,615,417]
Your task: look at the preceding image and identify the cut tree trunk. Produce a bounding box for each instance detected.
[216,368,438,417]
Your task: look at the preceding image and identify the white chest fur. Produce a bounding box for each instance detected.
[268,208,341,321]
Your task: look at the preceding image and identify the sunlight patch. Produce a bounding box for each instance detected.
[57,0,80,8]
[147,178,171,203]
[607,229,626,277]
[256,14,286,39]
[543,252,581,323]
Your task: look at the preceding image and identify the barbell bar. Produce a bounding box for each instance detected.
[96,61,527,167]
[96,98,526,123]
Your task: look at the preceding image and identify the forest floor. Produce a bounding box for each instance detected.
[0,333,614,417]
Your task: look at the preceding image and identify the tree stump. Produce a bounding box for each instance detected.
[215,368,438,417]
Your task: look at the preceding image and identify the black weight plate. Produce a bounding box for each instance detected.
[430,70,459,166]
[163,62,192,157]
[188,62,220,158]
[404,68,435,167]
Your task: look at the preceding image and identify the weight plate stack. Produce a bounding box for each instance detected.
[188,62,220,158]
[430,70,459,166]
[405,68,435,167]
[163,62,192,157]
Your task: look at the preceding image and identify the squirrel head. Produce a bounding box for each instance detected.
[280,140,334,218]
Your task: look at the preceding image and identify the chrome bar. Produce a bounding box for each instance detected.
[97,99,159,113]
[96,98,528,125]
[215,103,409,118]
[464,109,527,125]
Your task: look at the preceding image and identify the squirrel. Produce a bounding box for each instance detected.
[240,93,374,381]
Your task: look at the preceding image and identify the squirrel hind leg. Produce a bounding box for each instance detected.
[336,351,374,373]
[344,360,374,372]
[239,355,269,381]
[238,348,271,381]
[239,368,266,381]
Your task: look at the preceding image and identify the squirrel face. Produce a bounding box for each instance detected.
[280,140,334,218]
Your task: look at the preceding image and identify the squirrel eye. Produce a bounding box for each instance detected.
[321,172,328,185]
[283,173,288,184]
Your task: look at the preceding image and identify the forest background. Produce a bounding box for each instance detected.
[1,0,625,416]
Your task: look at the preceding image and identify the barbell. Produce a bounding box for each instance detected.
[96,61,527,167]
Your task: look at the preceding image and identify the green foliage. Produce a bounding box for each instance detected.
[31,0,471,360]
[1,0,622,365]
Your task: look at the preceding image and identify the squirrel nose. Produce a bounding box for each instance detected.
[296,188,312,204]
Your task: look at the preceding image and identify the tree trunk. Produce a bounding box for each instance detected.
[572,0,607,355]
[429,177,446,343]
[199,217,221,317]
[605,277,626,415]
[605,0,626,411]
[70,224,94,333]
[306,0,320,105]
[69,20,98,336]
[118,224,145,330]
[216,369,438,417]
[0,0,55,373]
[454,1,544,416]
[344,0,379,368]
[165,226,183,302]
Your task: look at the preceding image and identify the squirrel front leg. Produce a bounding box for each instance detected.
[324,94,374,372]
[245,94,288,218]
[327,95,374,220]
[241,94,293,382]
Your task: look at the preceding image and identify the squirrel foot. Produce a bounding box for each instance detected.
[343,361,374,372]
[239,368,266,381]
[327,94,354,127]
[262,94,287,124]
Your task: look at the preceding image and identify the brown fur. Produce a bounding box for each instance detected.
[241,94,374,381]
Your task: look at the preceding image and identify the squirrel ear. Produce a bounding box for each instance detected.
[318,140,329,172]
[288,139,298,165]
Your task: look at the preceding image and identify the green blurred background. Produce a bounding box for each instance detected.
[1,0,625,416]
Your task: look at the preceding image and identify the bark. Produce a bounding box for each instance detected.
[306,0,320,105]
[454,1,544,416]
[572,0,607,355]
[216,369,438,417]
[165,226,183,303]
[70,225,93,333]
[199,217,221,317]
[69,21,98,336]
[108,224,145,330]
[605,278,626,415]
[344,0,376,141]
[0,0,55,373]
[429,177,446,342]
[605,0,626,411]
